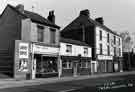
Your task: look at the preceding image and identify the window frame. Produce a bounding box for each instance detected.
[66,44,72,53]
[84,47,88,55]
[50,28,56,44]
[99,30,102,40]
[37,25,44,42]
[99,44,103,55]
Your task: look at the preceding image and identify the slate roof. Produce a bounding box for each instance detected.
[7,4,60,29]
[60,37,90,47]
[62,14,120,36]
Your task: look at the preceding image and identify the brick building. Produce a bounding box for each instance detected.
[0,4,60,79]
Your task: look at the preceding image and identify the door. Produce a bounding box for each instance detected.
[73,62,78,77]
[91,63,95,74]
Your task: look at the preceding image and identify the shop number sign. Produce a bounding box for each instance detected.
[19,43,29,59]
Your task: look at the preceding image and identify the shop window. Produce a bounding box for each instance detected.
[80,61,87,68]
[37,25,44,42]
[68,61,73,69]
[84,48,88,55]
[50,28,56,44]
[62,60,72,69]
[66,45,72,53]
[86,61,91,68]
[62,60,68,69]
[99,30,102,40]
[36,57,57,73]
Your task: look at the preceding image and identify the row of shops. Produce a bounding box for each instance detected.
[14,40,123,79]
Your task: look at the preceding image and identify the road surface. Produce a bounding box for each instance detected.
[0,74,135,92]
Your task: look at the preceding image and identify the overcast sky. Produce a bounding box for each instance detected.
[0,0,135,33]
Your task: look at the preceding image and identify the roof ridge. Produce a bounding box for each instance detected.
[7,4,60,29]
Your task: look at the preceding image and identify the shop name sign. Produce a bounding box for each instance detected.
[98,55,113,60]
[33,44,59,54]
[19,43,29,59]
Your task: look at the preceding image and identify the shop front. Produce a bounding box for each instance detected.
[113,56,123,72]
[97,55,113,73]
[31,43,59,78]
[61,56,91,77]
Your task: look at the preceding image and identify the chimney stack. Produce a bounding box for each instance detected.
[95,17,104,25]
[47,11,55,24]
[16,4,24,13]
[80,9,90,17]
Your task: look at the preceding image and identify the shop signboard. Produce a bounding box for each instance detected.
[97,55,113,60]
[33,44,59,55]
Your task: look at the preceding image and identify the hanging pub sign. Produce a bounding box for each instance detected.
[19,43,29,59]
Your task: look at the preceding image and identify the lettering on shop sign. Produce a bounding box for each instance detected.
[19,43,29,59]
[33,44,59,54]
[98,55,113,60]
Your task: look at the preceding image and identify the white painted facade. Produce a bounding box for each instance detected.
[96,26,122,58]
[59,42,91,58]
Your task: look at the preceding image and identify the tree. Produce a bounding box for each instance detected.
[120,31,133,71]
[120,31,133,52]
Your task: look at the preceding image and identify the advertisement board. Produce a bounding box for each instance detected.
[33,44,59,55]
[19,43,29,59]
[14,40,30,79]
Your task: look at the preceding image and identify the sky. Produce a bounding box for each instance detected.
[0,0,135,33]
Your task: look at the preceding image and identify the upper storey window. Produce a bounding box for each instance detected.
[37,25,44,42]
[107,33,110,43]
[66,45,72,53]
[99,30,102,41]
[50,28,56,44]
[114,35,116,45]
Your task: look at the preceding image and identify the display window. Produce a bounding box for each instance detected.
[34,54,58,74]
[62,60,73,69]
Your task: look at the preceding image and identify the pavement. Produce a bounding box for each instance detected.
[0,71,134,89]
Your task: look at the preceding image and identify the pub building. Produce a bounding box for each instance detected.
[61,9,123,74]
[59,37,92,77]
[0,4,60,79]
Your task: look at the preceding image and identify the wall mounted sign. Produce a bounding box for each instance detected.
[98,55,113,60]
[19,43,29,59]
[33,44,59,55]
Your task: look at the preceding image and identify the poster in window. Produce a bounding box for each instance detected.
[18,59,28,72]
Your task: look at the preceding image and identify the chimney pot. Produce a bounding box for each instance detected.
[16,4,24,13]
[95,17,104,25]
[47,10,55,24]
[80,9,90,17]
